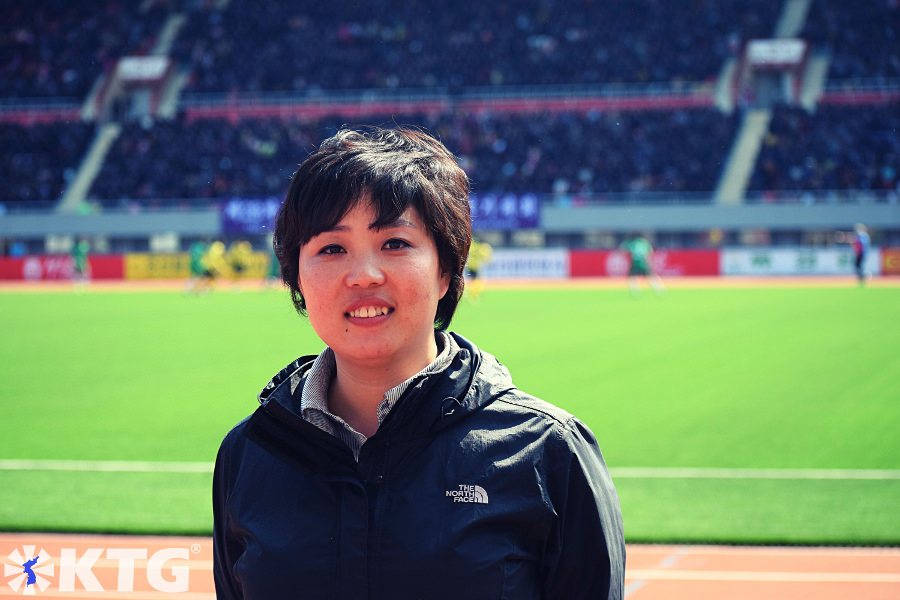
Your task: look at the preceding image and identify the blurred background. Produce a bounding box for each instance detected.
[0,0,898,281]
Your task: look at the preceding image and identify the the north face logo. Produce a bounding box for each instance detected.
[446,484,489,503]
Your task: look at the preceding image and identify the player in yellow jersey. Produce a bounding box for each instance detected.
[196,240,229,294]
[466,238,493,299]
[226,240,254,290]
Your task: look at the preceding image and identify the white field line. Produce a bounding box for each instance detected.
[625,569,900,583]
[610,467,900,480]
[1,460,900,480]
[0,459,213,473]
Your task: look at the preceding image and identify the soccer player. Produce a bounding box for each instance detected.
[465,237,493,299]
[213,127,625,599]
[226,239,253,289]
[71,237,91,288]
[185,239,208,294]
[621,234,665,297]
[196,240,228,294]
[835,223,871,285]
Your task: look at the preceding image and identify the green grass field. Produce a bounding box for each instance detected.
[1,283,898,544]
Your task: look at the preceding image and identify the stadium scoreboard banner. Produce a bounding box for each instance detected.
[722,248,882,276]
[221,198,282,235]
[746,38,808,67]
[116,55,172,83]
[470,193,540,231]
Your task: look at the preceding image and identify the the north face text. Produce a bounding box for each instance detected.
[445,484,489,504]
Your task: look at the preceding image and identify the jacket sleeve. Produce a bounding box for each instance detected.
[213,430,245,600]
[541,417,626,600]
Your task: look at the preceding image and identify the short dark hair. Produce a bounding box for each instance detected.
[273,126,472,330]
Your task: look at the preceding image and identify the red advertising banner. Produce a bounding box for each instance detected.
[883,248,900,276]
[0,256,124,280]
[570,249,720,277]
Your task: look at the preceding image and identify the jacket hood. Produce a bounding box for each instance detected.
[256,332,516,434]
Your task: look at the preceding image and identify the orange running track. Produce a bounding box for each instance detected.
[2,533,898,599]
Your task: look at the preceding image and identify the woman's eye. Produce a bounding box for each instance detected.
[384,238,411,250]
[319,244,344,255]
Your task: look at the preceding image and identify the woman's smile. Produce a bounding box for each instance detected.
[346,306,392,319]
[344,297,395,324]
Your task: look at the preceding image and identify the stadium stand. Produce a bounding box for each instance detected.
[171,0,780,93]
[87,108,737,204]
[430,108,737,197]
[0,121,94,206]
[0,1,168,100]
[0,0,898,251]
[802,0,900,81]
[749,103,900,199]
[89,115,324,206]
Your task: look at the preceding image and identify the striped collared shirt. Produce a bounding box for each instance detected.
[300,331,458,460]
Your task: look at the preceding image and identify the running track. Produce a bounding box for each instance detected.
[1,533,899,599]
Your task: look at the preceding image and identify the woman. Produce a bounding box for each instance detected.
[213,126,625,599]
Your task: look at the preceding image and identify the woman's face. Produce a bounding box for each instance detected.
[297,200,450,372]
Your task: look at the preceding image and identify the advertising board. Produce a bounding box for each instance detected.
[569,249,720,277]
[882,248,900,275]
[480,248,568,279]
[722,248,882,276]
[124,252,271,279]
[125,253,191,279]
[0,256,123,280]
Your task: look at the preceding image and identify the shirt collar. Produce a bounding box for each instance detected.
[300,330,458,430]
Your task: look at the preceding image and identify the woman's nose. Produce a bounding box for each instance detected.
[345,253,386,287]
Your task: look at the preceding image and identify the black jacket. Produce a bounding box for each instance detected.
[214,333,625,599]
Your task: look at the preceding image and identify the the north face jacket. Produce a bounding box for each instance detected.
[213,333,625,599]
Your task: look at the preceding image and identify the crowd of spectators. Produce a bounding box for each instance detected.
[0,0,785,102]
[749,104,900,196]
[89,116,320,203]
[445,108,736,196]
[172,0,779,94]
[0,1,168,100]
[87,108,737,205]
[3,0,898,210]
[7,0,897,103]
[5,1,898,104]
[0,121,94,205]
[802,0,900,82]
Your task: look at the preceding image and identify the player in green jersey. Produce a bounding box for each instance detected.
[185,239,208,294]
[71,237,91,288]
[620,235,664,297]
